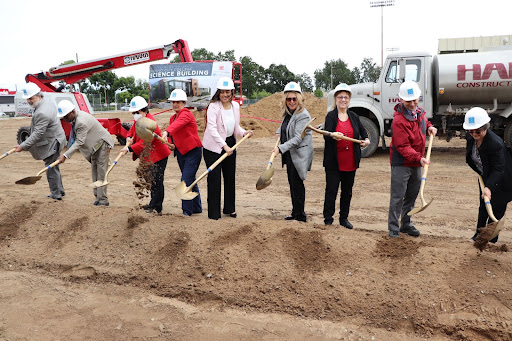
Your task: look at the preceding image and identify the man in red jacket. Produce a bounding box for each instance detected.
[388,81,437,238]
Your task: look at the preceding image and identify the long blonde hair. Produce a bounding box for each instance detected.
[280,92,305,119]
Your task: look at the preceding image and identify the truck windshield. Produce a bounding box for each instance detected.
[385,59,421,83]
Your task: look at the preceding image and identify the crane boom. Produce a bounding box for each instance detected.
[25,39,193,91]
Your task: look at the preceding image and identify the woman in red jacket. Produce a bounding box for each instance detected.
[121,96,170,215]
[162,89,203,216]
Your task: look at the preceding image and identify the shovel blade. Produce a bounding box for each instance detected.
[15,175,42,185]
[256,168,274,190]
[407,198,433,216]
[175,181,198,200]
[90,180,104,188]
[490,216,506,240]
[91,180,109,188]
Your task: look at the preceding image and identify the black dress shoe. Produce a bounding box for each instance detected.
[284,216,295,221]
[229,212,237,218]
[340,218,353,229]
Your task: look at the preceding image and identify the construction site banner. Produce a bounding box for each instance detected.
[148,61,232,109]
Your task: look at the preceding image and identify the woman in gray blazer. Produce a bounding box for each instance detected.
[272,82,313,222]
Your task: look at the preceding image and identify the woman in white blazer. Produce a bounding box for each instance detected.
[202,77,253,220]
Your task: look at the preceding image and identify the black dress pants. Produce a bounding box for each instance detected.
[323,169,356,225]
[285,156,306,221]
[203,136,237,220]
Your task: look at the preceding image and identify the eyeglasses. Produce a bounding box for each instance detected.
[468,129,484,135]
[286,97,298,102]
[336,96,350,100]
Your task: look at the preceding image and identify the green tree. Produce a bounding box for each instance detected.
[314,59,355,91]
[296,73,314,92]
[314,88,323,98]
[240,56,265,98]
[263,64,296,94]
[352,58,381,83]
[88,71,118,104]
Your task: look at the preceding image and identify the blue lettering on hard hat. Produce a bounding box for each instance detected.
[290,84,295,88]
[407,89,414,95]
[131,101,135,106]
[58,108,62,113]
[223,81,228,86]
[172,93,176,97]
[468,117,475,124]
[23,89,27,95]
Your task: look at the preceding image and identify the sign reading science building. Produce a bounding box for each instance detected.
[149,61,233,109]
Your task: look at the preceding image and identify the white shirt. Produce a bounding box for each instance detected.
[223,106,235,137]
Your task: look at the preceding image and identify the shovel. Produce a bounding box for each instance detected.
[135,117,175,149]
[175,134,251,200]
[0,148,16,161]
[300,117,317,139]
[408,133,434,215]
[305,119,364,144]
[15,159,61,185]
[256,138,280,190]
[90,151,125,188]
[476,175,506,242]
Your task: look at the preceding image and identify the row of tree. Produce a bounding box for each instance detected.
[62,48,381,104]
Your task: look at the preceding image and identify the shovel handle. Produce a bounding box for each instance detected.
[153,133,175,149]
[36,159,61,176]
[307,125,363,144]
[266,138,280,170]
[478,175,498,222]
[185,134,251,191]
[0,148,16,160]
[105,151,125,178]
[419,133,434,196]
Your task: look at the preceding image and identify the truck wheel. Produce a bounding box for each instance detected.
[504,123,512,147]
[117,122,133,145]
[16,126,31,145]
[359,116,379,158]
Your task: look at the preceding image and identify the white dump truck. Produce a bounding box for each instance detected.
[331,46,512,157]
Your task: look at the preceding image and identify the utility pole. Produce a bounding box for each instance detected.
[330,63,333,90]
[370,0,395,68]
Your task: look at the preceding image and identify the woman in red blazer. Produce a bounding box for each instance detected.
[121,96,170,215]
[162,89,203,216]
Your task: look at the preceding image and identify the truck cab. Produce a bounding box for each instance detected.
[328,52,433,157]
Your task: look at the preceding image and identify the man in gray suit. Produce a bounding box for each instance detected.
[14,83,66,200]
[56,100,115,206]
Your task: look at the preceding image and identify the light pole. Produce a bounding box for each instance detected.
[370,0,395,68]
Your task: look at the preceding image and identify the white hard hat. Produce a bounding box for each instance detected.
[399,81,421,101]
[57,100,75,118]
[169,89,187,102]
[333,83,352,95]
[216,77,235,90]
[129,96,148,112]
[20,82,41,99]
[463,107,490,130]
[284,81,301,93]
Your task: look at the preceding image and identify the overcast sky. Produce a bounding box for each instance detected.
[1,0,511,90]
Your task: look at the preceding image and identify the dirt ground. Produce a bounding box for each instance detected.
[1,94,512,341]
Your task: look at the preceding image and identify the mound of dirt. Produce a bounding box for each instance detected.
[239,92,328,137]
[1,107,512,340]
